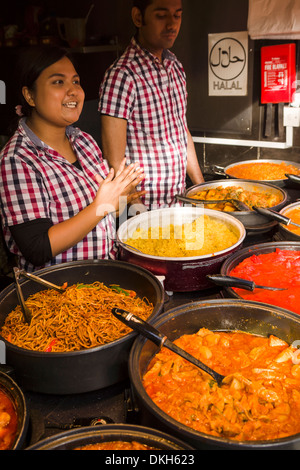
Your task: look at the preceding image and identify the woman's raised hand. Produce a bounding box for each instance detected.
[93,158,145,216]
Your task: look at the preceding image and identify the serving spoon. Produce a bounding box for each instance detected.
[253,206,300,228]
[175,194,250,211]
[285,174,300,185]
[207,274,286,291]
[112,307,225,386]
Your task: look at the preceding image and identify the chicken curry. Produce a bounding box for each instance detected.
[143,328,300,441]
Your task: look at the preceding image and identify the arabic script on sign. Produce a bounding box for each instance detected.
[208,32,248,96]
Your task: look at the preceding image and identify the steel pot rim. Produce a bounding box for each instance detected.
[129,298,300,449]
[279,201,300,239]
[213,159,300,183]
[117,207,246,261]
[25,423,194,450]
[0,370,29,450]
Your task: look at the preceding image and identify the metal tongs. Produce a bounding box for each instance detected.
[13,267,66,324]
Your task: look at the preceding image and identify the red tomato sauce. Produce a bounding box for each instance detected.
[230,249,300,314]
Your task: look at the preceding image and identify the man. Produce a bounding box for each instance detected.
[99,0,204,210]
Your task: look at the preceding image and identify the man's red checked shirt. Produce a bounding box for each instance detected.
[0,119,117,272]
[99,37,188,210]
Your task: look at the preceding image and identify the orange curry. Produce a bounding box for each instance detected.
[226,162,300,181]
[143,328,300,441]
[282,207,300,236]
[75,441,157,450]
[190,185,281,211]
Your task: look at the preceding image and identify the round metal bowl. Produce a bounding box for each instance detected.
[0,260,164,395]
[183,179,288,229]
[26,424,194,450]
[129,299,300,450]
[220,241,300,308]
[211,159,300,187]
[117,207,246,292]
[0,369,29,449]
[279,201,300,241]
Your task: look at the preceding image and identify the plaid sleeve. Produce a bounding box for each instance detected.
[0,146,50,227]
[99,67,136,121]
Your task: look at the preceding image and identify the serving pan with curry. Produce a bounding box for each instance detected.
[211,159,300,187]
[129,299,300,450]
[279,202,300,241]
[181,179,287,229]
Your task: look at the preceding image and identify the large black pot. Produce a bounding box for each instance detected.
[129,299,300,450]
[0,369,29,449]
[26,424,194,450]
[0,260,164,395]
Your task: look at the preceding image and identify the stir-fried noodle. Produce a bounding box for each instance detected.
[0,282,153,352]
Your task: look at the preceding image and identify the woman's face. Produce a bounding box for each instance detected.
[24,56,85,128]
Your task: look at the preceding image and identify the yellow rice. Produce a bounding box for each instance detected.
[125,215,239,258]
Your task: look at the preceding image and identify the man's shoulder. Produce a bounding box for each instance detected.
[107,41,141,76]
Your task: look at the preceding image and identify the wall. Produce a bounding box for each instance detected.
[171,0,300,175]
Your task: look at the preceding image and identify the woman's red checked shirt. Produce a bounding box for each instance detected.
[0,119,117,272]
[99,37,188,210]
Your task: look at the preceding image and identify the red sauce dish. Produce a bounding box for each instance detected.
[0,388,18,450]
[230,249,300,315]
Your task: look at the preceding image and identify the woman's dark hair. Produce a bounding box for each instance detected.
[15,45,75,118]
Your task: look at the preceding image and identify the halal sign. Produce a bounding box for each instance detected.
[208,32,248,96]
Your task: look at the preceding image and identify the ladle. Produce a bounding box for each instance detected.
[13,268,66,324]
[207,274,286,291]
[175,194,250,211]
[253,206,300,228]
[112,307,225,386]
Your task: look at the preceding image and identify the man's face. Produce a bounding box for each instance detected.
[134,0,183,59]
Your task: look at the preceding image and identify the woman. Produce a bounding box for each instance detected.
[0,46,145,272]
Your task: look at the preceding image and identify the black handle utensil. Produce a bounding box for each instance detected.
[112,308,225,386]
[207,274,286,291]
[253,206,300,228]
